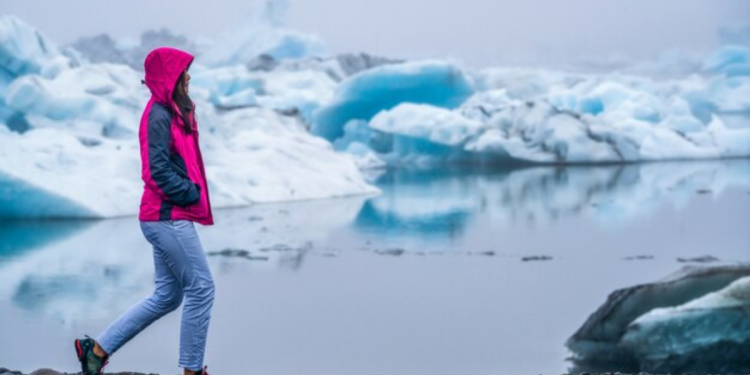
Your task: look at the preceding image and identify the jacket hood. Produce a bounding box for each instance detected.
[144,47,194,105]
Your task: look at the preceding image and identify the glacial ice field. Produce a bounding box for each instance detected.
[2,6,750,219]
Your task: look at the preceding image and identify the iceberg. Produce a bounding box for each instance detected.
[329,62,750,167]
[620,277,750,373]
[0,16,60,80]
[312,60,475,141]
[567,265,750,373]
[703,45,750,77]
[0,15,76,126]
[0,103,377,219]
[201,0,326,67]
[0,16,377,219]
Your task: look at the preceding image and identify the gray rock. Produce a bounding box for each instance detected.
[676,255,719,263]
[567,264,750,372]
[29,369,63,375]
[375,248,405,256]
[521,255,553,262]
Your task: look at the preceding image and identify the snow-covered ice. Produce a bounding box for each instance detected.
[313,60,475,141]
[2,6,750,218]
[325,63,750,166]
[0,15,376,219]
[201,1,326,67]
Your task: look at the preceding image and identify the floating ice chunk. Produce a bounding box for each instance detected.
[703,45,750,76]
[200,107,378,208]
[190,65,264,100]
[213,88,258,109]
[255,70,338,122]
[621,276,750,372]
[0,106,378,219]
[703,75,750,113]
[190,64,337,122]
[5,63,145,137]
[476,67,578,100]
[370,103,483,146]
[0,15,60,78]
[568,265,750,372]
[313,60,475,141]
[202,1,326,67]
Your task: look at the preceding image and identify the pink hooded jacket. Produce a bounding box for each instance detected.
[138,47,213,225]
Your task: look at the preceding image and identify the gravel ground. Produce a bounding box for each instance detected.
[4,368,746,375]
[0,368,158,375]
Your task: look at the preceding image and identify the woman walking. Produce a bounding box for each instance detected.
[75,47,215,375]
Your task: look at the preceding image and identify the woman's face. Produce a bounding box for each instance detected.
[182,70,191,95]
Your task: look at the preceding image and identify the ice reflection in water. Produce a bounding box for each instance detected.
[3,161,750,320]
[0,160,749,374]
[357,160,750,247]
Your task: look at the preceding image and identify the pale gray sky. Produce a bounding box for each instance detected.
[2,0,749,67]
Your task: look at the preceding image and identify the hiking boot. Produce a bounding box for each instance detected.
[195,365,210,375]
[74,336,109,375]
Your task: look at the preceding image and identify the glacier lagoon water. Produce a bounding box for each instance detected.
[1,161,750,375]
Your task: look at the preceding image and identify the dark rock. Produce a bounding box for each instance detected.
[207,248,268,261]
[375,248,405,256]
[29,369,63,375]
[69,29,197,70]
[275,108,301,118]
[522,255,553,262]
[624,255,655,261]
[676,255,719,263]
[334,52,403,77]
[247,53,279,72]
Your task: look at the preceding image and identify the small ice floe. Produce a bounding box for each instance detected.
[567,264,750,373]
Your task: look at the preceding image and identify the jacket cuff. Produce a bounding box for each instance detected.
[189,182,201,204]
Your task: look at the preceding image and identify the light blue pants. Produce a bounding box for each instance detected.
[97,220,215,371]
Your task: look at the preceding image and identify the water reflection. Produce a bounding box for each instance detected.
[358,160,750,244]
[0,197,367,323]
[0,220,94,260]
[1,161,749,328]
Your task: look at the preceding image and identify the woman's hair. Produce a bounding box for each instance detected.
[172,71,193,134]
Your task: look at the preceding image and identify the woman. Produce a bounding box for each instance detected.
[75,47,215,375]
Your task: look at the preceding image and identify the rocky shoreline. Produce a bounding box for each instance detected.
[0,369,158,375]
[3,369,741,375]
